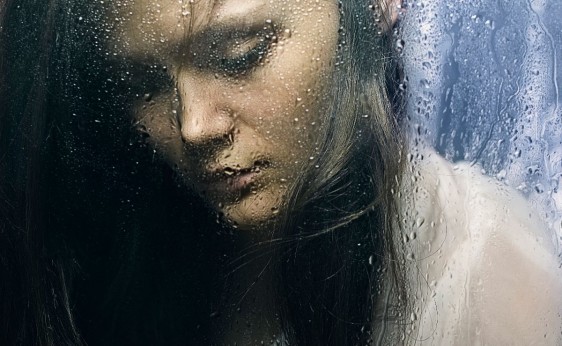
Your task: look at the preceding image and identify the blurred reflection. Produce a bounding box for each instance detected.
[402,0,562,250]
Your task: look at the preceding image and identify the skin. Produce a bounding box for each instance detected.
[107,3,340,341]
[102,2,562,344]
[106,1,400,343]
[108,0,340,232]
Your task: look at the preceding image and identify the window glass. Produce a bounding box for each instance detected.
[1,0,560,345]
[403,0,562,245]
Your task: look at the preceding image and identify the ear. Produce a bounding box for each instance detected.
[377,0,402,32]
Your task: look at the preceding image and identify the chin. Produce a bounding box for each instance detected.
[219,189,285,233]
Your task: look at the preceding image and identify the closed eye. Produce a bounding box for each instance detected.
[192,22,278,77]
[218,34,273,76]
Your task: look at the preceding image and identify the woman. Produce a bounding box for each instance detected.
[0,0,560,345]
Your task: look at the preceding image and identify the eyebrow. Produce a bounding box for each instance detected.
[184,19,274,62]
[177,1,273,58]
[211,0,268,27]
[116,0,273,66]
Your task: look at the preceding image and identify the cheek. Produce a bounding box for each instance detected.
[237,43,336,148]
[236,66,332,138]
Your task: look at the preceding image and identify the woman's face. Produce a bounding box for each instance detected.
[110,0,339,230]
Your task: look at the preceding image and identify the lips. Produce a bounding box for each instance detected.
[202,159,271,194]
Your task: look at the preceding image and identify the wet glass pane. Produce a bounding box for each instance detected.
[403,0,562,244]
[1,0,560,345]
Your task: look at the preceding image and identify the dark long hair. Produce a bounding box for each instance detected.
[0,0,404,345]
[276,1,405,345]
[1,0,221,344]
[0,0,83,344]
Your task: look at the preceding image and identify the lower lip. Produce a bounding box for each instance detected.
[210,171,259,194]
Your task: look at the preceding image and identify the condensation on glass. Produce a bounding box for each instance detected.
[402,0,562,250]
[3,0,561,345]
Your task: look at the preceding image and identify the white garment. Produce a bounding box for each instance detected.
[399,151,562,345]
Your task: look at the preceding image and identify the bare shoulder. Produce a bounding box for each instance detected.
[407,153,562,344]
[457,160,562,344]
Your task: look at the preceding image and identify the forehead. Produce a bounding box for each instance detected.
[111,0,253,34]
[107,0,332,61]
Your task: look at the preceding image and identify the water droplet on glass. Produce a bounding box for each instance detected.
[496,169,507,180]
[223,168,235,176]
[535,184,544,194]
[403,234,410,243]
[395,39,405,52]
[484,19,495,29]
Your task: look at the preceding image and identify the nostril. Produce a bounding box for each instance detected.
[254,160,271,168]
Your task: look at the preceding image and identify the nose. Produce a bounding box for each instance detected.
[176,73,234,147]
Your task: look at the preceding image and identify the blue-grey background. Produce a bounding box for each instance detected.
[401,0,562,251]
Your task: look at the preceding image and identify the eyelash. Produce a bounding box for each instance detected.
[218,35,273,76]
[121,25,278,94]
